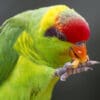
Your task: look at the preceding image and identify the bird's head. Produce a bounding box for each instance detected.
[34,5,90,68]
[54,9,90,65]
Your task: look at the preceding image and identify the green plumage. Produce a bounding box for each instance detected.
[0,5,72,100]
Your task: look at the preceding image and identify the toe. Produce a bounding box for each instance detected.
[60,73,68,81]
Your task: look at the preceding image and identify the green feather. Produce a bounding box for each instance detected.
[0,5,72,100]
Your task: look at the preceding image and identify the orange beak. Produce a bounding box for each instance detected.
[69,42,89,68]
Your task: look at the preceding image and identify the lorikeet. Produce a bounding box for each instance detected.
[0,5,99,100]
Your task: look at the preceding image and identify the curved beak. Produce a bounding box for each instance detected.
[69,42,89,68]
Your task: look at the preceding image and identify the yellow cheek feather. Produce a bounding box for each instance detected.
[14,31,41,61]
[39,5,69,33]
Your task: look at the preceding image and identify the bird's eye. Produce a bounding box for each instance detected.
[44,27,66,41]
[76,41,86,46]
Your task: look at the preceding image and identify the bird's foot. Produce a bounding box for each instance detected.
[55,60,100,81]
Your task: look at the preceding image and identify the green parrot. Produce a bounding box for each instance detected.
[0,5,99,100]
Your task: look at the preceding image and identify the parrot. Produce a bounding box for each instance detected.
[0,5,99,100]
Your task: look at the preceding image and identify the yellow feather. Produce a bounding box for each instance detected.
[39,5,69,32]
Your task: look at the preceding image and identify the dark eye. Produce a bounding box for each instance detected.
[76,41,86,46]
[44,27,66,41]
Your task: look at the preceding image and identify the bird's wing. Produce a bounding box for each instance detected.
[0,18,25,84]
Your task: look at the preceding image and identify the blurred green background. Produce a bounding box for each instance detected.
[0,0,100,100]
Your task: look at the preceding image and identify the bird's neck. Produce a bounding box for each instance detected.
[32,78,58,100]
[0,56,58,100]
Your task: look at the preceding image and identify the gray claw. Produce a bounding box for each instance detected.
[76,68,81,73]
[88,60,100,65]
[55,67,66,77]
[55,60,100,81]
[60,73,68,81]
[80,60,100,67]
[84,67,93,71]
[55,62,74,81]
[55,62,72,77]
[63,62,72,68]
[77,67,93,72]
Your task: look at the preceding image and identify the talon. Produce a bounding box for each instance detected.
[72,69,77,74]
[55,68,66,77]
[63,62,72,68]
[84,67,93,71]
[83,67,90,71]
[55,62,72,77]
[54,60,100,81]
[54,62,73,81]
[86,60,100,66]
[76,68,81,73]
[60,73,68,81]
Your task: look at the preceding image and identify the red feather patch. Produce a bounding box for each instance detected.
[55,17,90,43]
